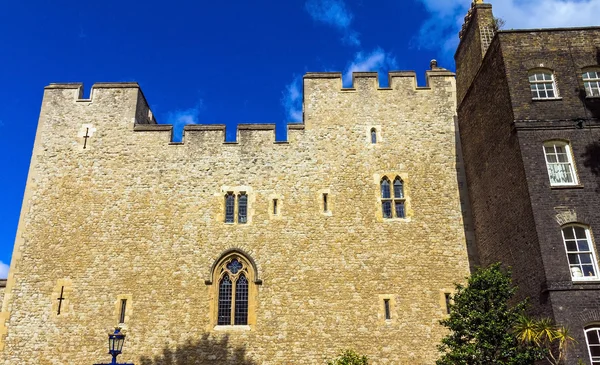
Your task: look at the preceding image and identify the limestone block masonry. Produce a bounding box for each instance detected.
[0,281,5,308]
[0,68,471,364]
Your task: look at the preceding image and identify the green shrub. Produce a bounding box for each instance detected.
[327,350,368,365]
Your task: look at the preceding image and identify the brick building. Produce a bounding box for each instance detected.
[456,1,600,363]
[0,67,472,364]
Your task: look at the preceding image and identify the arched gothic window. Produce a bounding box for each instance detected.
[381,176,406,219]
[371,128,377,144]
[209,251,260,327]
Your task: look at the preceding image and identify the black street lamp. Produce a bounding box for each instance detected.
[94,327,134,365]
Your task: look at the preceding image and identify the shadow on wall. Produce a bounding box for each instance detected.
[139,334,257,365]
[582,141,600,192]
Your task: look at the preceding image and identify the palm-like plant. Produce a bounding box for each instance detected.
[514,316,576,365]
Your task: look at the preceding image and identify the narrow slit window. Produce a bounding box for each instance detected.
[323,193,328,212]
[225,193,235,223]
[119,299,127,324]
[273,199,278,215]
[238,193,248,224]
[371,128,377,144]
[384,299,391,320]
[444,293,451,314]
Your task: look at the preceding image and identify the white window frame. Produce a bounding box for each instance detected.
[561,225,600,282]
[543,142,578,186]
[585,326,600,364]
[583,69,600,98]
[529,71,559,100]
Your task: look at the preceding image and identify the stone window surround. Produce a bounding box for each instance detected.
[115,294,133,328]
[218,186,254,225]
[367,125,382,145]
[205,249,262,331]
[377,294,397,324]
[374,173,411,222]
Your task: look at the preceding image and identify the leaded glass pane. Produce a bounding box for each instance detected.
[227,259,243,274]
[371,129,377,144]
[382,201,392,219]
[395,201,405,218]
[393,178,404,199]
[225,194,235,223]
[218,275,232,325]
[234,275,249,325]
[238,194,247,224]
[381,179,391,199]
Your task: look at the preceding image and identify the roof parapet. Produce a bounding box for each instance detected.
[304,69,455,91]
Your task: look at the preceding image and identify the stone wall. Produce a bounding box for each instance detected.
[0,69,471,365]
[0,281,5,308]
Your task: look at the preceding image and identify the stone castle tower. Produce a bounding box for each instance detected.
[0,66,471,364]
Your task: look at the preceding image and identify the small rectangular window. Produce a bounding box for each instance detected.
[444,293,451,314]
[384,299,391,320]
[119,299,127,323]
[323,193,328,212]
[273,199,278,215]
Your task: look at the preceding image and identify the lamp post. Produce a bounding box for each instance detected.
[94,327,134,365]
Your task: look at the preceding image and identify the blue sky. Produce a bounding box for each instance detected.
[0,0,599,278]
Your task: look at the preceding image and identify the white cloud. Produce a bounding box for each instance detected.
[165,101,204,141]
[0,261,9,279]
[415,0,600,60]
[282,75,303,122]
[305,0,361,46]
[343,48,399,86]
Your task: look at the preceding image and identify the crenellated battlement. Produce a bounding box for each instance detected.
[303,67,455,92]
[41,63,455,147]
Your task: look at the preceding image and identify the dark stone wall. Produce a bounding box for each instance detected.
[457,39,550,316]
[458,25,600,364]
[498,29,600,121]
[517,124,600,362]
[455,4,494,105]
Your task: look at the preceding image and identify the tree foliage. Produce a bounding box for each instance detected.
[436,263,540,365]
[327,350,368,365]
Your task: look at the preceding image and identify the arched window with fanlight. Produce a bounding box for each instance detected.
[209,250,261,328]
[585,325,600,364]
[381,176,406,219]
[529,69,558,99]
[561,225,599,281]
